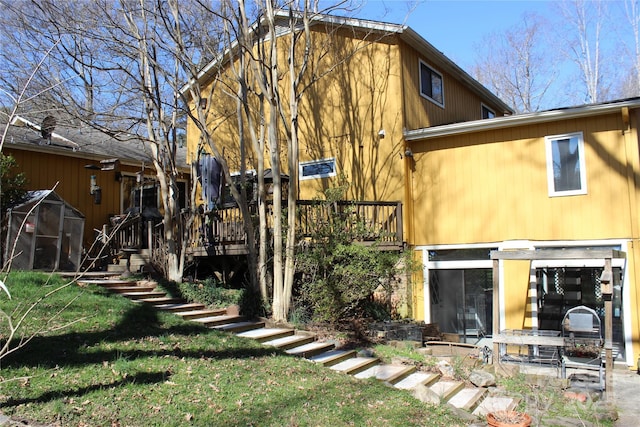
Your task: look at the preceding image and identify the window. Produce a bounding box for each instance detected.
[545,132,587,196]
[419,60,444,107]
[481,104,495,119]
[299,158,336,180]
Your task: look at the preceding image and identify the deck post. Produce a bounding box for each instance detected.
[492,258,500,364]
[602,257,614,397]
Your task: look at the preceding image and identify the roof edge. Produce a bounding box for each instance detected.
[399,28,514,115]
[181,11,412,98]
[404,98,640,141]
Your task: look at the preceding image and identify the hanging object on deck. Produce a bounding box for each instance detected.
[196,155,223,212]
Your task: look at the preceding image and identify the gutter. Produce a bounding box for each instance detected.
[404,98,640,141]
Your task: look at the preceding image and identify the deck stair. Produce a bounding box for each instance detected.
[285,341,335,358]
[139,296,185,305]
[448,387,487,412]
[105,284,157,294]
[190,314,246,327]
[212,320,266,333]
[119,290,167,300]
[107,249,151,274]
[308,349,357,367]
[236,327,295,343]
[77,278,140,288]
[80,274,523,422]
[153,302,207,312]
[262,334,316,350]
[430,380,466,402]
[177,308,228,320]
[394,372,440,389]
[329,356,380,375]
[354,363,416,384]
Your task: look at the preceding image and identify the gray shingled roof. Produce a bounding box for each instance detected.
[2,116,187,168]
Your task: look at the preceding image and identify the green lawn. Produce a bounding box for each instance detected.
[0,272,465,426]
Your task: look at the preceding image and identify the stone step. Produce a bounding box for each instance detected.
[177,308,228,320]
[308,349,358,367]
[262,334,316,350]
[354,364,416,384]
[212,321,266,333]
[472,396,520,417]
[77,278,138,287]
[286,341,335,358]
[128,254,150,263]
[120,291,166,300]
[114,253,148,263]
[106,285,157,293]
[190,314,246,327]
[60,271,121,279]
[236,328,295,343]
[139,296,185,305]
[430,380,465,402]
[330,357,380,375]
[394,372,441,390]
[448,387,487,412]
[153,302,206,312]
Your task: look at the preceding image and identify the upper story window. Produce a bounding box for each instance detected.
[300,158,336,180]
[481,104,495,119]
[419,60,444,107]
[545,132,587,197]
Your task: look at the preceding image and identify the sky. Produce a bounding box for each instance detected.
[354,0,635,109]
[360,0,556,72]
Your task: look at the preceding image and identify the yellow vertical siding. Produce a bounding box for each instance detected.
[400,41,506,130]
[410,109,640,369]
[5,148,140,248]
[188,29,408,204]
[410,113,633,245]
[187,27,508,207]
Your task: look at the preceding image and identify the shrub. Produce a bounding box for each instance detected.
[294,186,413,324]
[178,277,243,309]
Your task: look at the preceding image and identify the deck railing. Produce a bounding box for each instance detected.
[188,200,403,255]
[107,214,142,254]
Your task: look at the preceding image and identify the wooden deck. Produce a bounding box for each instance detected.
[187,200,404,256]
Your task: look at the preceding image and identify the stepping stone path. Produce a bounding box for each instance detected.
[76,274,520,421]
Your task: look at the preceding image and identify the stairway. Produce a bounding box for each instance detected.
[106,248,152,275]
[77,275,520,420]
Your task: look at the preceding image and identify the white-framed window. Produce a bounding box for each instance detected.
[299,158,336,180]
[481,104,495,119]
[545,132,587,197]
[419,60,444,107]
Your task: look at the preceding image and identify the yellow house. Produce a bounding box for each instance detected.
[3,116,189,255]
[185,13,511,194]
[185,11,510,242]
[187,12,640,370]
[406,100,640,370]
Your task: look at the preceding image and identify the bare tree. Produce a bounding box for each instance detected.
[198,0,317,320]
[473,13,558,113]
[616,0,640,98]
[0,0,231,283]
[555,0,612,104]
